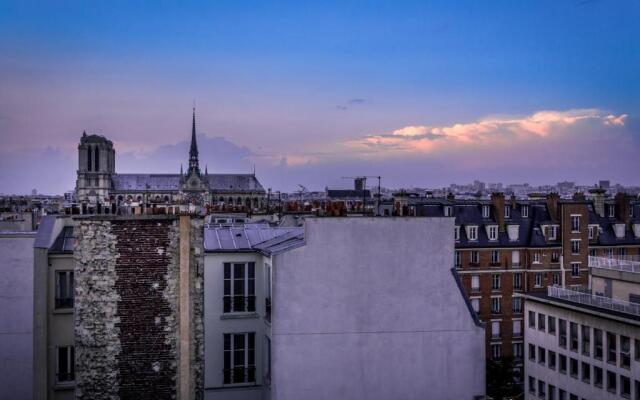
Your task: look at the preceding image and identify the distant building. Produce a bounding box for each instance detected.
[203,218,486,400]
[75,109,266,214]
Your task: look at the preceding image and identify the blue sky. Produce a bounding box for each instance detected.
[1,0,639,194]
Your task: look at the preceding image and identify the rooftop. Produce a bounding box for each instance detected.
[589,256,640,274]
[204,223,304,255]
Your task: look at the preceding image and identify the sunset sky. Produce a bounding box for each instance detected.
[1,0,639,194]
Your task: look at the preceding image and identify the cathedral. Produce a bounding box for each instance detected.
[75,109,266,214]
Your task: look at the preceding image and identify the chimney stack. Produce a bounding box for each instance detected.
[546,193,560,222]
[589,188,607,217]
[615,192,631,228]
[491,192,506,232]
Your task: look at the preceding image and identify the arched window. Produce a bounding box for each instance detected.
[164,195,170,203]
[236,197,242,205]
[95,146,100,171]
[87,146,92,171]
[136,195,142,202]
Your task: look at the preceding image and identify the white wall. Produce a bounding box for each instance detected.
[270,217,485,400]
[0,233,36,400]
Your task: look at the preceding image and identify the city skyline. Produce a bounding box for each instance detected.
[1,1,639,194]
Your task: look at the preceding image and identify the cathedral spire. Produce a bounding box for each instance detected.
[188,107,200,175]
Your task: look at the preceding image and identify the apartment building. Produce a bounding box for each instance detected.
[204,218,486,400]
[524,282,640,400]
[33,215,76,400]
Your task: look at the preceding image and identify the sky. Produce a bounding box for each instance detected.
[0,0,639,194]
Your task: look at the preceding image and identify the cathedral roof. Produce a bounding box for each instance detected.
[111,173,265,193]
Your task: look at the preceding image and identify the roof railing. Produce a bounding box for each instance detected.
[588,256,640,274]
[547,286,640,317]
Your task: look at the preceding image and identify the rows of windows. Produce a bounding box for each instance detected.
[468,272,523,292]
[528,310,640,370]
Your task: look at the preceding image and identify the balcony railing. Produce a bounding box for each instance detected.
[589,256,640,274]
[547,286,640,317]
[223,366,256,384]
[223,296,256,313]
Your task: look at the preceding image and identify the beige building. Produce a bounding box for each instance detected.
[33,215,76,400]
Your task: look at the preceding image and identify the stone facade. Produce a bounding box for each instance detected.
[74,216,203,400]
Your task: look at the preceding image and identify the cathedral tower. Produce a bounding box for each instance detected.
[76,132,115,211]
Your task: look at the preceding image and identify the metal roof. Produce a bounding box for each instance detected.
[204,223,304,255]
[111,173,265,193]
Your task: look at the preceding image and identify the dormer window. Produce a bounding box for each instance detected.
[444,206,452,217]
[454,226,460,241]
[630,207,634,218]
[588,225,596,240]
[467,226,478,241]
[521,205,529,218]
[504,206,511,218]
[608,204,615,218]
[482,205,490,218]
[613,224,625,239]
[488,225,498,241]
[548,226,557,240]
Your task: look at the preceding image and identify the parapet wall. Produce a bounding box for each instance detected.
[74,216,203,400]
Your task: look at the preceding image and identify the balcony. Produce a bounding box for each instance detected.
[589,256,640,274]
[547,286,640,317]
[223,296,256,314]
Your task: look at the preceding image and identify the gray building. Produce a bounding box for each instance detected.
[525,279,640,399]
[204,217,486,400]
[0,228,36,400]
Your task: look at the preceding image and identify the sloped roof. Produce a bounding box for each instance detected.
[204,223,303,255]
[49,226,74,254]
[111,173,265,193]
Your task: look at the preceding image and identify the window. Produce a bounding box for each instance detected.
[223,332,256,384]
[538,313,546,331]
[512,250,521,266]
[491,297,501,314]
[548,316,556,334]
[56,346,75,383]
[581,362,590,383]
[522,205,529,218]
[559,389,566,400]
[512,296,522,313]
[533,252,541,263]
[620,247,627,257]
[55,271,74,309]
[635,339,640,362]
[455,251,461,267]
[570,322,578,351]
[594,366,603,387]
[454,226,460,241]
[492,274,501,290]
[505,205,511,218]
[621,336,630,369]
[559,354,567,374]
[581,325,590,356]
[607,370,617,393]
[529,311,536,328]
[538,380,546,399]
[548,384,556,400]
[588,225,595,240]
[512,320,522,337]
[609,204,615,218]
[263,336,271,385]
[571,263,580,277]
[444,206,452,217]
[571,215,581,231]
[548,225,557,240]
[482,205,490,218]
[513,272,522,290]
[620,375,630,399]
[589,248,597,257]
[471,275,480,290]
[535,273,542,287]
[468,226,478,241]
[553,272,560,285]
[529,343,536,361]
[548,350,556,370]
[471,251,479,264]
[559,319,567,348]
[569,357,578,378]
[489,226,498,241]
[471,298,480,313]
[538,346,546,365]
[608,332,617,364]
[223,262,256,313]
[529,376,536,394]
[594,329,603,359]
[492,321,501,338]
[491,344,501,360]
[491,250,499,263]
[551,252,560,263]
[571,240,580,255]
[513,342,523,359]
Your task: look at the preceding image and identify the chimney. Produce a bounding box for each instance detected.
[615,192,631,227]
[510,194,517,210]
[572,192,585,201]
[546,193,560,222]
[589,188,606,217]
[447,192,455,201]
[491,192,506,232]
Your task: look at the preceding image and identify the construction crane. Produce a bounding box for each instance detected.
[340,176,382,216]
